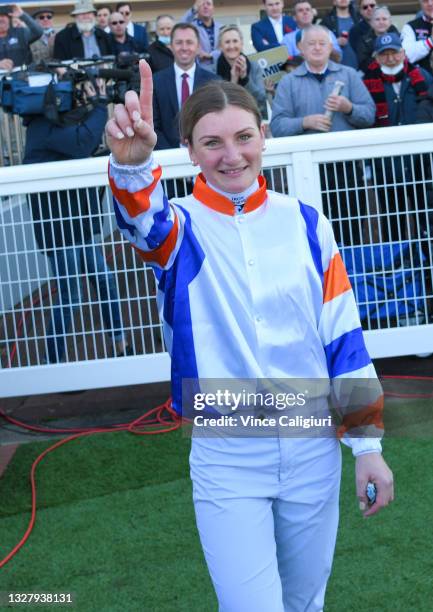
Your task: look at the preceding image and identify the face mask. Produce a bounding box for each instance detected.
[158,35,171,45]
[380,62,404,75]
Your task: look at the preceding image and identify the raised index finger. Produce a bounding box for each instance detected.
[139,59,153,126]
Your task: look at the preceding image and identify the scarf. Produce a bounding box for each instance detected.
[363,59,428,126]
[216,53,251,86]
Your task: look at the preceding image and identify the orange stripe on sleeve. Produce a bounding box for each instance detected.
[132,213,179,268]
[109,166,162,219]
[323,252,352,303]
[337,395,384,438]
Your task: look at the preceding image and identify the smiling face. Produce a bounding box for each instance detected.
[371,10,391,35]
[187,106,265,193]
[219,29,243,62]
[171,26,200,70]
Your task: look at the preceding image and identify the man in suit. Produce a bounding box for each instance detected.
[116,2,148,51]
[53,0,112,60]
[153,23,219,150]
[251,0,297,52]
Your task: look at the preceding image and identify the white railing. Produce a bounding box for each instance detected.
[1,125,433,398]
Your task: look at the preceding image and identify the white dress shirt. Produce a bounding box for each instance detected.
[268,16,284,43]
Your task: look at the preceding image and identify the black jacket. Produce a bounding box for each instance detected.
[23,105,107,251]
[348,17,371,53]
[320,5,360,37]
[405,17,433,74]
[416,83,433,122]
[109,32,143,57]
[357,25,400,73]
[53,24,112,60]
[148,40,174,73]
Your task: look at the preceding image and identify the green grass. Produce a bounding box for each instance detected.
[1,413,433,611]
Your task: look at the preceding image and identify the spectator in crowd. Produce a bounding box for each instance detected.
[0,3,43,70]
[271,25,374,136]
[153,23,219,150]
[363,32,432,241]
[54,0,112,61]
[321,0,360,69]
[401,0,433,75]
[147,14,175,72]
[357,6,399,73]
[23,79,132,362]
[182,0,222,66]
[96,5,112,33]
[116,2,148,51]
[211,25,267,117]
[30,8,57,64]
[349,0,376,55]
[282,1,342,62]
[271,25,375,244]
[364,32,432,127]
[109,11,144,55]
[251,0,297,52]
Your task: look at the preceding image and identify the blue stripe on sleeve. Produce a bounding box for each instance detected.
[299,201,323,284]
[156,205,205,414]
[113,196,135,236]
[324,327,372,378]
[145,194,173,249]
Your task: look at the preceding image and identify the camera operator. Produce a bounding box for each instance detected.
[23,76,132,362]
[0,4,43,71]
[53,0,112,61]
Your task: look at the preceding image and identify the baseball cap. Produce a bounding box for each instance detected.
[374,32,402,55]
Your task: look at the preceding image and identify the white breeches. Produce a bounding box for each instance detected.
[190,435,342,612]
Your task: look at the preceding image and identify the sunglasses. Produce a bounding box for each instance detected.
[361,3,376,8]
[38,14,53,20]
[111,20,125,25]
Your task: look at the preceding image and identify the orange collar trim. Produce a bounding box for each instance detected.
[192,173,268,216]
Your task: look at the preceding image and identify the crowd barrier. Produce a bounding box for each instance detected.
[1,125,432,397]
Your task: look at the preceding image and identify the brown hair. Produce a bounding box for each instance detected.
[179,81,262,144]
[170,22,200,43]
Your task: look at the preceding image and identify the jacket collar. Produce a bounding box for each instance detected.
[193,173,268,216]
[294,59,341,76]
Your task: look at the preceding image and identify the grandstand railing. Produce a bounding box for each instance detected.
[1,124,432,397]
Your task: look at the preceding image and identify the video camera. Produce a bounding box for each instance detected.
[0,52,148,119]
